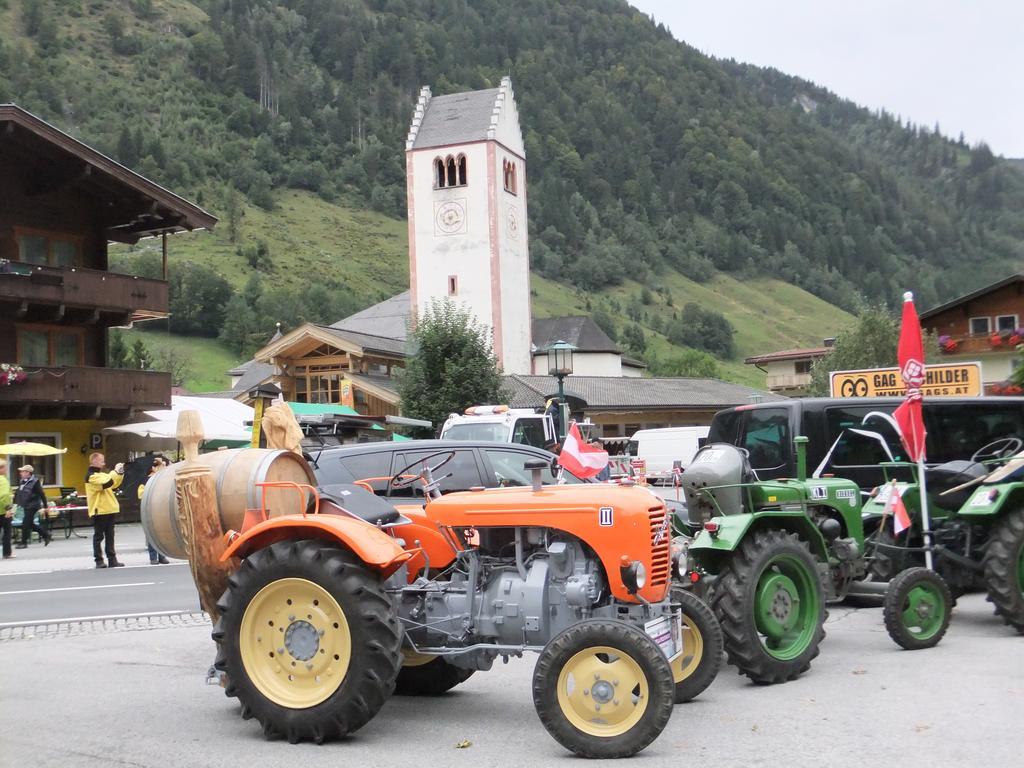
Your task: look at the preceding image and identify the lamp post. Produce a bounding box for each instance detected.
[546,340,575,440]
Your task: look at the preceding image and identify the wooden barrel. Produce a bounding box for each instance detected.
[141,448,316,560]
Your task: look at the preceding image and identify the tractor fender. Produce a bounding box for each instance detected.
[220,514,414,577]
[957,482,1024,518]
[689,511,829,564]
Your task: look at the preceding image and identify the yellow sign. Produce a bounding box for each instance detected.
[830,362,983,398]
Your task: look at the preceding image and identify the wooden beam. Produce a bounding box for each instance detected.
[161,233,168,280]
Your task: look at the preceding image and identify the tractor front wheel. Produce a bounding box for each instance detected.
[394,652,475,695]
[711,529,826,684]
[984,508,1024,634]
[883,567,952,649]
[212,540,403,743]
[532,619,674,758]
[670,587,723,703]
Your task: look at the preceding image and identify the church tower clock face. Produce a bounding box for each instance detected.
[434,199,467,236]
[505,205,520,239]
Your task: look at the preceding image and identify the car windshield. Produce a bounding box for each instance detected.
[443,423,510,442]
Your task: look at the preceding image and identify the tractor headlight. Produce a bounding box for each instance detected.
[619,559,647,594]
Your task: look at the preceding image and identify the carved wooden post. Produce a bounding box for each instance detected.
[175,411,238,623]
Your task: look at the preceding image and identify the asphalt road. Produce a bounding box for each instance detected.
[1,591,1022,768]
[0,562,198,627]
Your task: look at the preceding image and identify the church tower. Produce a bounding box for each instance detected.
[405,77,532,374]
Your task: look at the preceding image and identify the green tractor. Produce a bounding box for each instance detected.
[673,437,952,684]
[860,436,1024,635]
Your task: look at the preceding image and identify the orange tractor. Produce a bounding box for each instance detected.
[209,451,721,758]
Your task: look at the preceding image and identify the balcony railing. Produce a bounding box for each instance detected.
[766,372,813,391]
[0,261,168,321]
[0,366,171,409]
[938,331,1023,355]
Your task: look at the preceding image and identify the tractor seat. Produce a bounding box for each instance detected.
[318,483,402,526]
[925,460,988,508]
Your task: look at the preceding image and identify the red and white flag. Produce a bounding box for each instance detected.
[887,484,913,535]
[893,292,927,463]
[559,422,609,479]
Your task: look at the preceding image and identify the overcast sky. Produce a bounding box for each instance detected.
[628,1,1024,158]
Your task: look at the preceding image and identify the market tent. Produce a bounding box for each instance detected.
[107,395,253,444]
[287,402,385,430]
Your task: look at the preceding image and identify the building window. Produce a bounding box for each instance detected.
[15,325,84,367]
[434,154,468,189]
[969,317,991,336]
[6,432,61,486]
[996,314,1019,332]
[14,227,82,268]
[794,360,813,375]
[448,275,458,296]
[503,159,518,194]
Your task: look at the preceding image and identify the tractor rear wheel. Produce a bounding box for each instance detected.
[670,587,723,703]
[394,652,475,695]
[984,508,1024,634]
[212,539,402,743]
[532,619,674,758]
[883,567,951,649]
[711,529,826,684]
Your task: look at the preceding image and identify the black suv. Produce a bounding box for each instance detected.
[306,440,585,498]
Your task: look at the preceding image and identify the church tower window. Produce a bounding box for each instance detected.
[458,154,467,186]
[503,159,517,194]
[434,157,446,188]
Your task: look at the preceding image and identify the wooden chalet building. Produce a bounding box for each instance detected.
[0,104,215,492]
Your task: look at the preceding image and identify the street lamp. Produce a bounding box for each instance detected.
[546,341,575,439]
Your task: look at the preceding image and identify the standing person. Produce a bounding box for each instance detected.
[85,452,125,568]
[592,439,612,482]
[14,464,50,549]
[0,459,13,559]
[139,457,169,565]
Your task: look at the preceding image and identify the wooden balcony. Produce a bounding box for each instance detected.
[938,333,1021,356]
[0,365,170,418]
[0,262,168,324]
[765,372,812,392]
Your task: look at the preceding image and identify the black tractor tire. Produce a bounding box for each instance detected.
[883,567,952,650]
[670,587,723,703]
[532,619,674,759]
[710,529,827,685]
[867,522,915,582]
[394,656,475,695]
[983,508,1024,634]
[212,539,403,743]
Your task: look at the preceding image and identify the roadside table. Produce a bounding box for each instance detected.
[50,505,89,539]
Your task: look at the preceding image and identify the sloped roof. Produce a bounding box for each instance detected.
[407,87,501,150]
[317,326,407,357]
[919,274,1024,320]
[0,103,216,240]
[331,291,410,342]
[532,316,620,354]
[504,375,783,410]
[230,361,276,393]
[745,346,830,365]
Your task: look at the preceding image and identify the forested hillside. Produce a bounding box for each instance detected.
[2,0,1021,385]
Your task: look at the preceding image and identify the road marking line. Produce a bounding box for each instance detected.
[0,609,193,628]
[0,569,54,577]
[0,582,155,596]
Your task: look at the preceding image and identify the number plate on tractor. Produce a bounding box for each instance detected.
[645,613,683,662]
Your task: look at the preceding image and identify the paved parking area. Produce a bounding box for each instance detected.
[1,592,1021,768]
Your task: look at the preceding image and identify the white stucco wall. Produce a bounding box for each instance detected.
[532,352,623,376]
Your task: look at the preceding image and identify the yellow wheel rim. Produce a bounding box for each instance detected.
[239,577,351,709]
[402,650,437,668]
[671,611,705,684]
[555,646,650,737]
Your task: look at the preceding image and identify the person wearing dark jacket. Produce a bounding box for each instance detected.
[14,464,51,549]
[85,452,125,568]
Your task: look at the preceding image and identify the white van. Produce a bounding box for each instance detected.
[627,426,710,481]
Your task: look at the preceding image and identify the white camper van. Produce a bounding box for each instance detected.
[626,426,710,481]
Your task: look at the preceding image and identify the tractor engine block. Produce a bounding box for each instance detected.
[395,531,605,669]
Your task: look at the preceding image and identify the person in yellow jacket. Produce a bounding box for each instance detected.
[0,458,13,559]
[85,452,125,568]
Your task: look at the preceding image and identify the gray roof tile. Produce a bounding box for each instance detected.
[411,88,501,150]
[532,316,620,354]
[331,291,411,342]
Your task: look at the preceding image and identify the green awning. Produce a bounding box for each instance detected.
[392,433,412,441]
[287,402,361,416]
[287,401,384,429]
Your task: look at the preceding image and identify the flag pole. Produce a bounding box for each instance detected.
[917,455,934,571]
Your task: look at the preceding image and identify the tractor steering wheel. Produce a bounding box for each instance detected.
[389,451,457,494]
[971,437,1024,464]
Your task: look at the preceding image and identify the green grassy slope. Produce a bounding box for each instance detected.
[119,188,851,392]
[119,327,243,393]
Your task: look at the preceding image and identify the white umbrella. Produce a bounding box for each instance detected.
[106,411,250,443]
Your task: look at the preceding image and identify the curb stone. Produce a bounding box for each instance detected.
[0,611,209,642]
